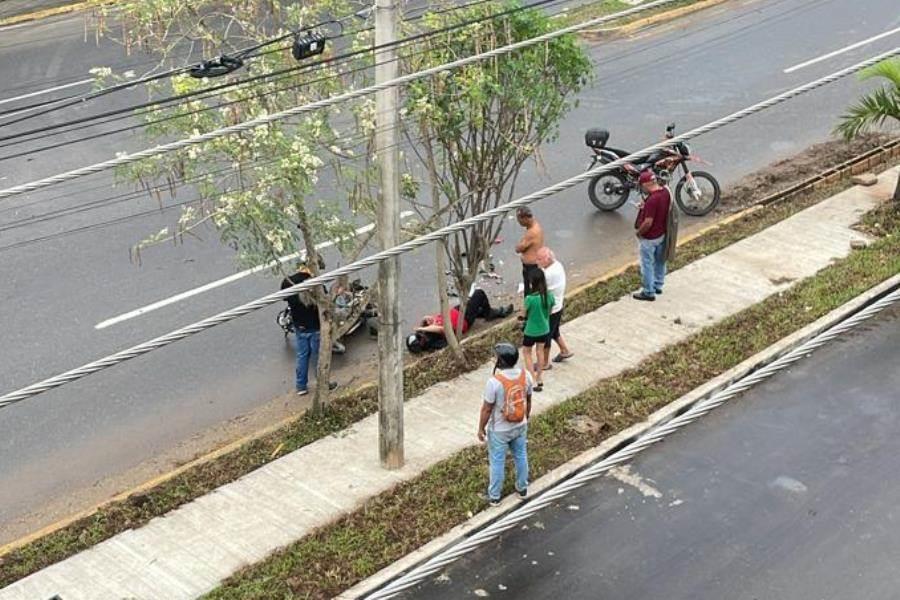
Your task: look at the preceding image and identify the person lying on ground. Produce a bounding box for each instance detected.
[407,289,514,353]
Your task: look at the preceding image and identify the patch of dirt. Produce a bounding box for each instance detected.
[718,133,895,212]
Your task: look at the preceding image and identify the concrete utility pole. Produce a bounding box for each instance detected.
[374,0,404,468]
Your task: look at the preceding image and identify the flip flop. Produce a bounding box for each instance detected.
[552,352,574,363]
[534,362,552,371]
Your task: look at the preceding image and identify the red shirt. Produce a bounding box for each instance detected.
[636,188,671,240]
[433,308,469,334]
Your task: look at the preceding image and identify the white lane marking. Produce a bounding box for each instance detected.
[783,26,900,73]
[609,465,663,498]
[0,78,93,106]
[0,22,30,32]
[95,211,415,330]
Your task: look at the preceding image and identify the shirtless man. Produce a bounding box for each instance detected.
[515,207,544,295]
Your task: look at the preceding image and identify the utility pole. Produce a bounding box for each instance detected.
[374,0,404,469]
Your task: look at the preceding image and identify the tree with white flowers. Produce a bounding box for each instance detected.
[94,0,378,411]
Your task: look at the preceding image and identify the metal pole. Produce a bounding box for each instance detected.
[374,0,404,468]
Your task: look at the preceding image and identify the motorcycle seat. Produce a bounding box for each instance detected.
[605,147,630,158]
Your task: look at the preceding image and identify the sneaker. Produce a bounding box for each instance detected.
[655,288,663,295]
[632,292,656,302]
[517,488,528,499]
[481,493,501,507]
[534,382,544,393]
[296,388,309,396]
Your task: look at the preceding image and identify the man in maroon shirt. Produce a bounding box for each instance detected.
[633,170,671,302]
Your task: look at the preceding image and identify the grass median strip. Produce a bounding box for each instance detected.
[205,200,900,599]
[0,138,893,586]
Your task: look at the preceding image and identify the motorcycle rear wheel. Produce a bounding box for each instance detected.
[588,172,630,211]
[674,171,720,216]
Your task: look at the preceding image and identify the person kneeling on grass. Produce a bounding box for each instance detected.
[478,342,532,507]
[406,288,514,353]
[519,268,554,392]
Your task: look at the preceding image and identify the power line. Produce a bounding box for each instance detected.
[0,118,432,244]
[0,42,446,160]
[0,0,580,147]
[0,94,432,221]
[1,46,896,408]
[0,0,685,201]
[0,16,353,129]
[0,0,496,101]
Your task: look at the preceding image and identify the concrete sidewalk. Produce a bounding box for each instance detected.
[2,168,896,600]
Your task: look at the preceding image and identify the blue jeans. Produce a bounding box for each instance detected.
[487,426,529,501]
[639,235,667,296]
[294,330,321,391]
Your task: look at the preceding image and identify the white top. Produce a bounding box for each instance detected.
[483,368,533,433]
[542,260,566,314]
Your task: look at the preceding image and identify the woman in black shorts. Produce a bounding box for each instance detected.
[520,269,554,392]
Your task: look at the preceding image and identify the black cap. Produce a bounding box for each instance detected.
[494,342,518,369]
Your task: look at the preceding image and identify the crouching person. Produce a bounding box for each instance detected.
[478,342,532,506]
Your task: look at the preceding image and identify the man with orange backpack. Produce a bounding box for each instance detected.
[477,342,533,506]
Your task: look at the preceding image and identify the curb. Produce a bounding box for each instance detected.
[340,271,900,599]
[579,0,731,41]
[0,1,97,27]
[2,140,896,560]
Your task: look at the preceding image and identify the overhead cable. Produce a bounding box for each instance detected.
[0,0,686,201]
[1,46,896,407]
[0,0,575,138]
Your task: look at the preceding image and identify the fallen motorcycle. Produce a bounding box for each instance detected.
[585,123,721,216]
[276,279,378,354]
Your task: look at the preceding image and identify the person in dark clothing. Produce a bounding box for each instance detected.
[407,289,513,353]
[280,264,336,396]
[633,170,672,302]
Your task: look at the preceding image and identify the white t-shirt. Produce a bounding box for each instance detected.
[542,261,566,314]
[483,368,533,433]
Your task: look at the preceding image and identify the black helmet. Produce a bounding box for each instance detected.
[494,342,518,370]
[406,333,424,354]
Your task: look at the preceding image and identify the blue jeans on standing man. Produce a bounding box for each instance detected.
[295,329,321,391]
[639,235,667,297]
[487,425,529,501]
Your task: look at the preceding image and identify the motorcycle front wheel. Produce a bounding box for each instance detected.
[588,172,630,211]
[674,171,720,216]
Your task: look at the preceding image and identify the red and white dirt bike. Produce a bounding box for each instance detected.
[585,123,721,216]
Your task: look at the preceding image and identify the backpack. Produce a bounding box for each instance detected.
[494,371,528,423]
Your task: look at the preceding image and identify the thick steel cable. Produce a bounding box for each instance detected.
[365,284,900,599]
[0,47,896,409]
[0,0,685,201]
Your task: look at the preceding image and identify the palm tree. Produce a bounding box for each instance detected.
[835,57,900,203]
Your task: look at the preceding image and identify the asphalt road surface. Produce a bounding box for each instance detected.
[403,302,900,600]
[0,0,897,539]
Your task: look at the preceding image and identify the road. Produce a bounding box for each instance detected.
[403,301,900,600]
[0,0,897,540]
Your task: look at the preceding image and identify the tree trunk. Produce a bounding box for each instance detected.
[296,209,333,413]
[893,175,900,205]
[422,126,464,362]
[453,265,475,354]
[313,304,334,412]
[435,241,464,361]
